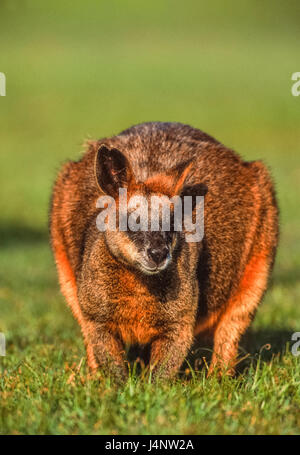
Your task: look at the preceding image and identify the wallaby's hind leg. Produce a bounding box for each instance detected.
[209,250,271,375]
[53,242,127,378]
[205,161,278,375]
[53,243,98,371]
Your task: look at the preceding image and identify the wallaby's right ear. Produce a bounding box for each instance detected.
[95,145,134,197]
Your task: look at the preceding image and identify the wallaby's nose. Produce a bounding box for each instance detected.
[147,246,169,266]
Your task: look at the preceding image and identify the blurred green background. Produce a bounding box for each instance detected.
[0,0,299,435]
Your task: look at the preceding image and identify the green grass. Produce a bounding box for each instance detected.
[0,0,300,435]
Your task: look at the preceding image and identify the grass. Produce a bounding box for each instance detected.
[0,0,300,435]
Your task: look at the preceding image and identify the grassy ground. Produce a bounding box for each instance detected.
[0,1,300,435]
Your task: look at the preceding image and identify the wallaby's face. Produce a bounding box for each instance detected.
[118,196,178,274]
[95,145,206,275]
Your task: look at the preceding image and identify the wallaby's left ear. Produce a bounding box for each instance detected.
[168,159,194,195]
[179,182,208,214]
[168,159,208,198]
[95,145,135,196]
[181,182,208,198]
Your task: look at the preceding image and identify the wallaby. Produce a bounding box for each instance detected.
[50,122,279,380]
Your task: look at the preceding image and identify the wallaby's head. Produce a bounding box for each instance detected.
[95,145,207,275]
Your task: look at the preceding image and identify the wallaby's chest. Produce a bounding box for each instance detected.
[106,292,164,345]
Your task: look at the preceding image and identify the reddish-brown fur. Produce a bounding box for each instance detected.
[50,122,279,380]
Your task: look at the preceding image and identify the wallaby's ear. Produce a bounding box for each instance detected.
[168,159,194,195]
[181,182,208,205]
[168,159,208,199]
[181,183,208,197]
[95,145,134,196]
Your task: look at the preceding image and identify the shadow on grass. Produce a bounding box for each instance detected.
[123,328,294,379]
[0,222,48,248]
[185,328,294,376]
[241,328,293,356]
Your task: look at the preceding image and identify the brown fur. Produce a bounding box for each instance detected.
[49,122,279,380]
